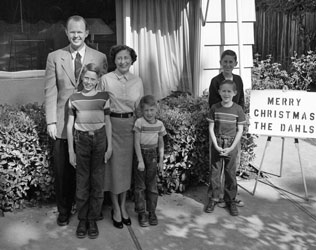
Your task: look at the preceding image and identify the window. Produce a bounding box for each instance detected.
[0,0,116,71]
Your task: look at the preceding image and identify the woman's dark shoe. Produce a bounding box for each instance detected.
[122,216,131,226]
[111,209,123,229]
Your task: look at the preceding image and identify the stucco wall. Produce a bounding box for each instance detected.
[0,70,45,105]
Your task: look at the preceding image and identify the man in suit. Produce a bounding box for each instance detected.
[45,15,108,226]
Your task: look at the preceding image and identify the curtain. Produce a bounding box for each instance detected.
[130,0,196,99]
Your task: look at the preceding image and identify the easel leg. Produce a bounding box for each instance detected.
[252,136,271,195]
[279,137,285,177]
[294,139,309,201]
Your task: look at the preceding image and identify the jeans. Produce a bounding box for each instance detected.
[74,126,106,221]
[53,138,76,216]
[134,148,159,213]
[208,135,238,203]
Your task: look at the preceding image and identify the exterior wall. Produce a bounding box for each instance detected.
[200,0,256,94]
[0,70,45,105]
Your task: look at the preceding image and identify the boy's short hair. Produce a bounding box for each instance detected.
[221,49,237,61]
[81,63,101,78]
[140,95,157,109]
[219,79,237,91]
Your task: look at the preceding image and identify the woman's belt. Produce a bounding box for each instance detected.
[110,112,134,118]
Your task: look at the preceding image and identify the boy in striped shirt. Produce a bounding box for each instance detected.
[206,79,246,216]
[67,63,112,239]
[133,95,167,227]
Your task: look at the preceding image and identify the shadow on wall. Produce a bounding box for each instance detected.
[0,70,45,105]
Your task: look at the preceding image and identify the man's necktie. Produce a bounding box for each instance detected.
[75,52,82,82]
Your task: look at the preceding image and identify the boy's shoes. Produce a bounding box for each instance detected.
[217,199,226,208]
[217,198,244,208]
[205,199,217,213]
[228,202,239,216]
[76,220,87,238]
[148,212,158,226]
[87,220,99,239]
[138,213,149,227]
[235,199,245,207]
[57,213,70,226]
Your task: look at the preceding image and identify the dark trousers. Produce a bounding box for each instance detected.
[53,139,76,216]
[208,135,238,203]
[74,127,106,221]
[134,148,159,213]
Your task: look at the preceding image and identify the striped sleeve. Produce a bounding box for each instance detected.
[237,105,246,125]
[133,118,142,132]
[158,121,167,136]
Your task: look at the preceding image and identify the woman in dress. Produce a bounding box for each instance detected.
[100,45,144,228]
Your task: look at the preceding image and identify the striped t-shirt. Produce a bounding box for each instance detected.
[133,117,167,149]
[68,91,110,131]
[209,102,246,137]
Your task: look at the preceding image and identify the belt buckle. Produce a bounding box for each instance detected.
[88,131,94,136]
[127,113,132,118]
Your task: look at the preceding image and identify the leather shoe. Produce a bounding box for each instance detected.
[205,199,217,213]
[57,213,69,226]
[76,220,87,238]
[111,209,123,229]
[87,220,99,239]
[148,212,158,226]
[138,213,149,227]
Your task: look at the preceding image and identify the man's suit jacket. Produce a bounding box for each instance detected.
[45,44,108,139]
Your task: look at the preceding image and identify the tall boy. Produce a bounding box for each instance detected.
[206,80,246,216]
[208,49,245,207]
[133,95,167,227]
[67,63,112,239]
[208,49,244,109]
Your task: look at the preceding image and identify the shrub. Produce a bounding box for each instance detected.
[0,103,54,211]
[252,51,316,90]
[157,92,210,194]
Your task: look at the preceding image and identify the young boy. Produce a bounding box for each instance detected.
[208,49,245,207]
[206,80,246,216]
[133,95,167,227]
[67,63,112,239]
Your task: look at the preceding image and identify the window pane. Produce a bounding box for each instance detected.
[0,0,116,72]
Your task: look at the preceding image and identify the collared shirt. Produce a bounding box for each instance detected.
[70,44,86,71]
[99,70,144,113]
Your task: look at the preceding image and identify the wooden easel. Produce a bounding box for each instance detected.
[238,136,309,201]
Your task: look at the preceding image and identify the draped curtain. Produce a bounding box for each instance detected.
[130,0,196,99]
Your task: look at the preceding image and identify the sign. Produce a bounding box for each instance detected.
[249,90,316,138]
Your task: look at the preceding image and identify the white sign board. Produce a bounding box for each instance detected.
[249,90,316,138]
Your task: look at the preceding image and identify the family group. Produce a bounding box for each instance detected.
[44,15,245,240]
